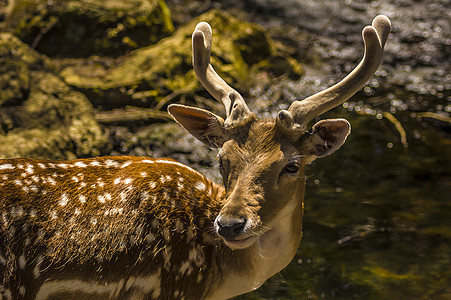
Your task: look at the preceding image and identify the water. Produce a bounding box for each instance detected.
[227,0,451,298]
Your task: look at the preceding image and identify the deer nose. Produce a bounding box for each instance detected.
[215,216,247,240]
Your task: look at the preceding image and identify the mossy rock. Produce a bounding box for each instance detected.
[7,0,174,57]
[60,9,304,110]
[0,33,108,159]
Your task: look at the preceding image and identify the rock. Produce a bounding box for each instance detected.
[0,33,108,159]
[6,0,174,57]
[59,9,303,110]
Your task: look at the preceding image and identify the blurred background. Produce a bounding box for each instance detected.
[0,0,450,299]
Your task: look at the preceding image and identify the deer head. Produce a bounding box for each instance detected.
[169,16,391,250]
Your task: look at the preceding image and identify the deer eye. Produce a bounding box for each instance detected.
[284,163,300,174]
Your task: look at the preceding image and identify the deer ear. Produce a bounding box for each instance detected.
[305,119,351,163]
[168,104,230,148]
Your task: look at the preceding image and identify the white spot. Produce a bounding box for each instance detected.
[74,208,81,215]
[74,161,88,168]
[179,177,185,182]
[72,176,79,182]
[29,209,37,218]
[90,160,101,167]
[105,207,122,216]
[30,185,39,193]
[119,191,127,202]
[50,210,57,219]
[141,191,150,201]
[121,161,133,168]
[104,159,120,168]
[47,177,56,185]
[2,212,8,226]
[79,195,86,203]
[140,172,147,177]
[195,181,206,191]
[105,193,112,201]
[149,181,157,189]
[114,178,121,185]
[0,164,14,170]
[11,206,24,218]
[31,175,39,182]
[25,164,34,174]
[14,179,23,186]
[17,164,24,169]
[1,174,8,180]
[57,163,68,169]
[59,193,69,206]
[18,254,26,269]
[37,163,47,169]
[91,218,98,225]
[98,195,106,203]
[124,178,133,185]
[163,192,170,201]
[177,181,184,191]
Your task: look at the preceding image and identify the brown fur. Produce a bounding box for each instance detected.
[0,157,228,299]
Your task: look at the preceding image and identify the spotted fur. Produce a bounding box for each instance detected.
[0,156,233,299]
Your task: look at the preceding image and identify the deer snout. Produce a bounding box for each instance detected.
[214,215,247,240]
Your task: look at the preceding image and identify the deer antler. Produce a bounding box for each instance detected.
[284,15,391,129]
[192,22,254,129]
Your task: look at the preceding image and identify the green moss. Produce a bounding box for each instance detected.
[0,33,108,159]
[60,9,303,110]
[0,59,30,106]
[8,0,174,57]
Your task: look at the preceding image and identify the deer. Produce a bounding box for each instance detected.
[0,15,391,300]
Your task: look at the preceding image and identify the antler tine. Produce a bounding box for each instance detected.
[287,15,391,129]
[192,22,252,125]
